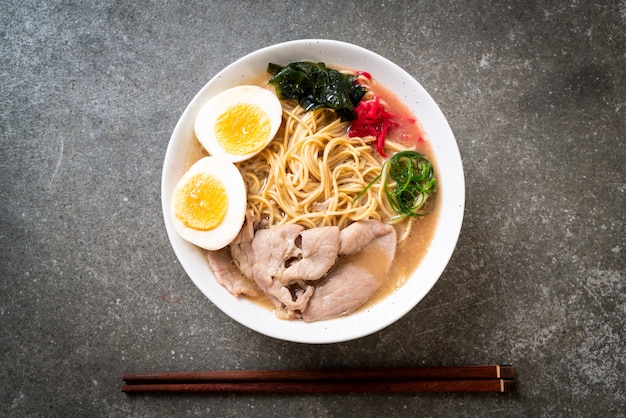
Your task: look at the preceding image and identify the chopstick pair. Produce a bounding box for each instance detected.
[121,365,515,394]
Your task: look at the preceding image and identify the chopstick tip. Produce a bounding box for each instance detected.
[498,365,516,379]
[502,379,516,392]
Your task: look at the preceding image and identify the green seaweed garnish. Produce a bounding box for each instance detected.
[267,61,366,121]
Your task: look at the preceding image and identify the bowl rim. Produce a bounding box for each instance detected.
[161,39,465,344]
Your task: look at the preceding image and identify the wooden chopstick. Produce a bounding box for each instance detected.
[121,379,514,394]
[122,365,515,394]
[123,365,514,383]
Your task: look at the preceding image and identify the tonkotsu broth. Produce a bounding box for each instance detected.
[185,66,440,317]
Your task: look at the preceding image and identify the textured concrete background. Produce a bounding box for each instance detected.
[1,1,624,416]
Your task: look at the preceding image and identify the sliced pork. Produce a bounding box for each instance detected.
[302,219,397,322]
[206,247,260,297]
[215,216,397,322]
[339,219,397,256]
[301,263,379,322]
[230,209,258,279]
[251,224,340,315]
[283,226,341,283]
[251,223,305,286]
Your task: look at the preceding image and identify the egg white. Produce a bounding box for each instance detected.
[194,85,282,162]
[171,156,247,251]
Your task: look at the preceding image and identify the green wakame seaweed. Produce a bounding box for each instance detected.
[267,62,366,121]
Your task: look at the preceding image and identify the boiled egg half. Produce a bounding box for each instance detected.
[171,156,246,250]
[194,85,283,162]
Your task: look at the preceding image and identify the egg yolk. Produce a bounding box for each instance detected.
[173,172,228,230]
[214,103,271,155]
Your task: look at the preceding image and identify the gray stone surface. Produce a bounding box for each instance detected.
[1,1,624,416]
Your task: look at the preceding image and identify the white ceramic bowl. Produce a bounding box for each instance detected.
[162,39,464,344]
